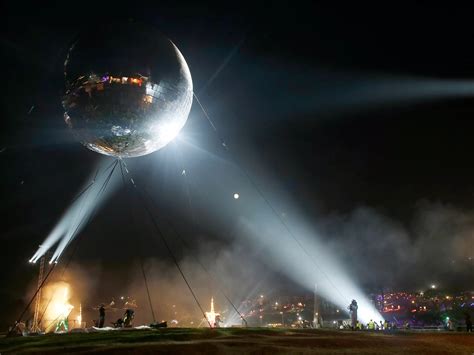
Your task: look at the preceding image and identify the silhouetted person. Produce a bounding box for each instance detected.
[348,299,358,330]
[466,313,472,332]
[123,309,134,327]
[99,304,105,328]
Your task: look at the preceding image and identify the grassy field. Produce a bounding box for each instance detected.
[0,328,473,354]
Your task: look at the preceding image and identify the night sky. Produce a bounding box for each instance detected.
[2,3,473,328]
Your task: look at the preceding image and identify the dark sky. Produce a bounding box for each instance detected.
[1,2,474,328]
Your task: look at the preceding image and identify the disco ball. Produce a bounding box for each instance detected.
[62,22,193,158]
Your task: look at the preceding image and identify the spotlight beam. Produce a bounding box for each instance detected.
[49,160,118,263]
[30,159,118,263]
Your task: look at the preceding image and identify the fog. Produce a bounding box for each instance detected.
[44,198,472,327]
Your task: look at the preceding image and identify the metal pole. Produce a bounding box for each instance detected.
[32,255,46,332]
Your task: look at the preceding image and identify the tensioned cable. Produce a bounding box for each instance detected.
[7,264,57,336]
[120,160,212,328]
[119,159,156,323]
[69,159,115,205]
[166,146,248,325]
[193,93,348,305]
[143,183,248,326]
[55,160,118,264]
[13,161,116,332]
[197,35,247,96]
[42,161,118,330]
[38,161,118,326]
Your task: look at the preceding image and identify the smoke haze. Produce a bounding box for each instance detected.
[46,200,472,326]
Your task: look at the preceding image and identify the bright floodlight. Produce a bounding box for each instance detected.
[234,193,240,199]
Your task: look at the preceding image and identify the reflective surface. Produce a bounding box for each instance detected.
[63,23,192,158]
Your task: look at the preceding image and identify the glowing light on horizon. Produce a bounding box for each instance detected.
[205,297,220,328]
[43,282,74,332]
[76,304,82,328]
[236,214,384,324]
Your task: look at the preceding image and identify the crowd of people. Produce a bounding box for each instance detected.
[348,299,473,332]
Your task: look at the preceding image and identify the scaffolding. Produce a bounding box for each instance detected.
[31,255,46,332]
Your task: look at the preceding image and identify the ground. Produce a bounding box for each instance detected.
[0,328,473,354]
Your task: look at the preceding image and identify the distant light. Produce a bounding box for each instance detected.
[275,302,279,306]
[260,294,264,298]
[298,316,302,321]
[120,296,124,300]
[233,193,240,199]
[431,284,436,289]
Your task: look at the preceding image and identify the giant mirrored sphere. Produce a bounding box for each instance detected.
[62,23,193,158]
